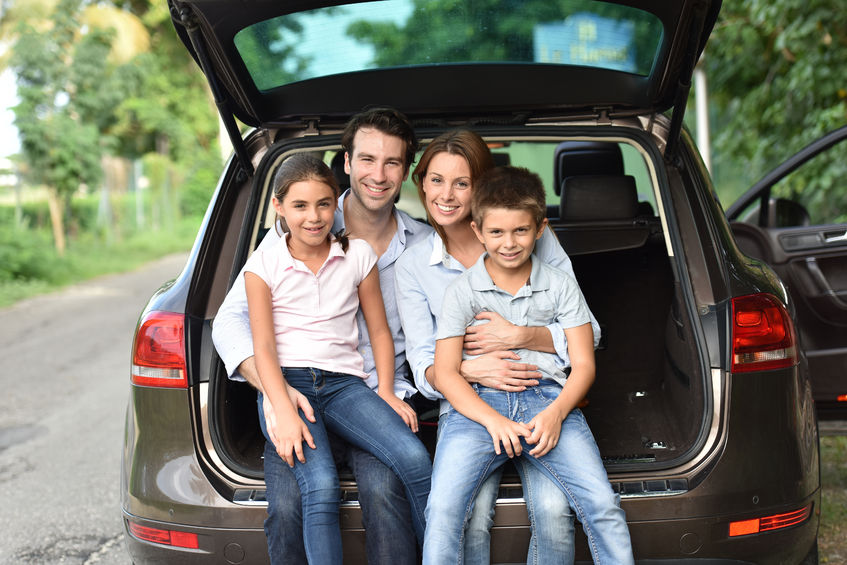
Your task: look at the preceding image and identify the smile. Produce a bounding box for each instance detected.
[435,203,458,213]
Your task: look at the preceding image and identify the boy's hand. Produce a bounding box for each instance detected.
[484,415,532,458]
[380,391,419,433]
[274,409,316,468]
[527,406,566,457]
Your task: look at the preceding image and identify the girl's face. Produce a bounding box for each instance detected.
[421,152,473,229]
[272,179,337,252]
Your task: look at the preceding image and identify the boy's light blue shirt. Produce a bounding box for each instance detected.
[211,189,433,399]
[395,228,600,401]
[436,253,592,387]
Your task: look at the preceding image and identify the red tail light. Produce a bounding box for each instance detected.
[131,311,187,388]
[127,521,199,549]
[731,293,797,373]
[728,504,812,537]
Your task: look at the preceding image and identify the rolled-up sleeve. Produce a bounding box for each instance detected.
[395,253,442,400]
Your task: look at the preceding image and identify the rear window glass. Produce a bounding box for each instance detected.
[234,0,664,92]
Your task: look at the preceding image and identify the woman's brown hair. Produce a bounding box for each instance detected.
[411,129,495,243]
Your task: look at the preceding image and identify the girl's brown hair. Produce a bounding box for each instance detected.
[411,129,495,242]
[272,153,348,251]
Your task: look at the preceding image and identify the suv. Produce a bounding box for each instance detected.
[123,1,826,563]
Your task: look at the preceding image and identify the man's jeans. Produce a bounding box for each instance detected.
[424,382,633,565]
[258,368,431,564]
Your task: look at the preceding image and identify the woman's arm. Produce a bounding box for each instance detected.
[360,266,418,431]
[245,272,315,466]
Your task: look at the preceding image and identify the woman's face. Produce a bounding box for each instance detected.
[421,152,473,228]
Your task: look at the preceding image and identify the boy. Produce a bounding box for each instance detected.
[424,166,634,564]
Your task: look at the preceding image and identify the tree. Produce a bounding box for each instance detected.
[10,0,110,254]
[705,0,847,216]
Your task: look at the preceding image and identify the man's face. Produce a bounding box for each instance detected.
[344,127,409,213]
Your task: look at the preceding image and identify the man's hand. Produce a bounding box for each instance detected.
[463,311,523,355]
[461,351,541,391]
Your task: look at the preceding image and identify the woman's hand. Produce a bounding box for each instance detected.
[527,406,566,458]
[483,414,532,458]
[463,311,523,354]
[461,352,541,391]
[380,391,419,433]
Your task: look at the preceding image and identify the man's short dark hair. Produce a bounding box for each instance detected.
[341,107,418,173]
[472,166,547,228]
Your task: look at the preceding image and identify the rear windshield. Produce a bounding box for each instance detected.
[234,0,664,92]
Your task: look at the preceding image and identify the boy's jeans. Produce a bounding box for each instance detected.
[443,422,576,565]
[258,367,431,564]
[424,382,633,565]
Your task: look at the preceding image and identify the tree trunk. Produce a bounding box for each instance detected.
[47,187,66,256]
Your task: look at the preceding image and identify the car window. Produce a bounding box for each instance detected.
[234,0,664,92]
[735,140,847,227]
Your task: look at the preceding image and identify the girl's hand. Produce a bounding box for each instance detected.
[461,352,541,391]
[380,391,419,433]
[527,406,565,458]
[484,415,532,458]
[274,408,316,468]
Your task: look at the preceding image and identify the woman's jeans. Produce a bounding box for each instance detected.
[259,367,431,565]
[424,382,633,565]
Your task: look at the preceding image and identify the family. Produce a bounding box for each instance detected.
[211,107,635,564]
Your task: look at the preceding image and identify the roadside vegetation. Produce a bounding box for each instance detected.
[820,435,847,563]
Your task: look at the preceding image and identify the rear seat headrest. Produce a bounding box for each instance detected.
[560,175,639,221]
[553,141,624,196]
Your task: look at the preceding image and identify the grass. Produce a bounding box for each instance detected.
[820,434,847,563]
[0,217,199,308]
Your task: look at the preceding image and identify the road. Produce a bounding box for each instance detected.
[0,253,189,565]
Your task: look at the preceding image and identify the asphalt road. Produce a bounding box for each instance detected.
[0,253,190,565]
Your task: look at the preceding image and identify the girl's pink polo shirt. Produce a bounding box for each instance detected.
[243,235,378,379]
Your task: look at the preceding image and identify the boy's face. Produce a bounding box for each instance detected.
[471,207,547,272]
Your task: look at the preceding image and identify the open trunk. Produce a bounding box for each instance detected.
[204,131,708,486]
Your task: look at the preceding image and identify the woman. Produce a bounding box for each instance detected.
[395,129,602,564]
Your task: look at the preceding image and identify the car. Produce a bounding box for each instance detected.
[122,0,822,563]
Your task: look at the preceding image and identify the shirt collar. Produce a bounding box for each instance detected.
[277,232,346,271]
[467,253,549,292]
[336,188,411,243]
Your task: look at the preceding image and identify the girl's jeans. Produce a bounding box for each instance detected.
[424,382,633,565]
[259,367,431,564]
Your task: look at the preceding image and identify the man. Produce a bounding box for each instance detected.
[212,107,431,565]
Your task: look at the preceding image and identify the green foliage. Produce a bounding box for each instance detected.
[706,0,847,216]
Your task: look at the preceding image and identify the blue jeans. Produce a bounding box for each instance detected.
[440,419,575,565]
[424,383,633,565]
[259,368,431,564]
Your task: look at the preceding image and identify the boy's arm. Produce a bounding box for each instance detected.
[434,336,531,457]
[527,322,595,457]
[359,266,417,432]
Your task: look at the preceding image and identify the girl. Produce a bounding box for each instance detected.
[245,153,431,564]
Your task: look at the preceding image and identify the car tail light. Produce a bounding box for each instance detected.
[838,394,847,402]
[131,311,187,388]
[728,504,812,537]
[127,521,199,549]
[731,293,797,373]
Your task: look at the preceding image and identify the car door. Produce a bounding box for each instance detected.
[727,126,847,418]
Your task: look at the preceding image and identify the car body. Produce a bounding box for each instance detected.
[122,1,823,563]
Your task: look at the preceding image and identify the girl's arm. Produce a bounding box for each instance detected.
[434,336,531,457]
[527,322,595,457]
[359,267,418,432]
[245,272,315,466]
